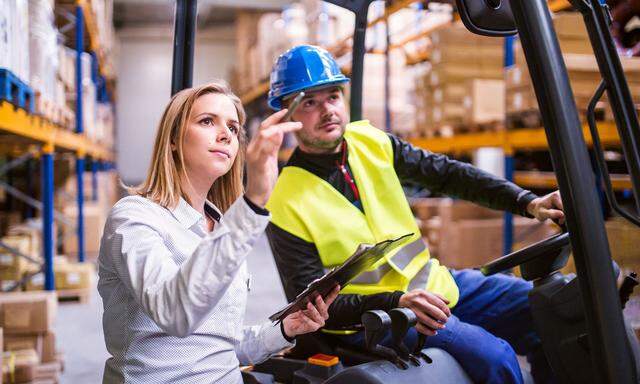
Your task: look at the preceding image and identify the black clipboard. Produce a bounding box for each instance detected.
[269,233,414,323]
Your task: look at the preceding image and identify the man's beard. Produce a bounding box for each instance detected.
[297,124,345,151]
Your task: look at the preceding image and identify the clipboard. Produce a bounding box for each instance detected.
[269,233,414,323]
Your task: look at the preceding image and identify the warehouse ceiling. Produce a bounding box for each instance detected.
[113,0,292,28]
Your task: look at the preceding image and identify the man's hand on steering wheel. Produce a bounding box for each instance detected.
[527,190,565,225]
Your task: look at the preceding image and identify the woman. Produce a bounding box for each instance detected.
[98,81,339,383]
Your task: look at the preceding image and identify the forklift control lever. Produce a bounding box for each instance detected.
[390,308,421,366]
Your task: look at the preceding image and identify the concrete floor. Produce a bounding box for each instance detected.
[55,234,287,383]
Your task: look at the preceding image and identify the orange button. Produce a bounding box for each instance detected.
[308,353,340,367]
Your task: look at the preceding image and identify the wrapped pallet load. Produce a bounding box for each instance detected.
[29,0,57,100]
[505,11,640,129]
[0,0,30,81]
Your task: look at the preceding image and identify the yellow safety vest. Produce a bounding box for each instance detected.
[267,121,459,333]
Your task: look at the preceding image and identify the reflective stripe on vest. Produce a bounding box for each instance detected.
[351,237,426,284]
[407,259,433,292]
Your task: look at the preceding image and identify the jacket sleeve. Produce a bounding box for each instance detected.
[388,134,538,217]
[235,321,294,365]
[266,222,404,328]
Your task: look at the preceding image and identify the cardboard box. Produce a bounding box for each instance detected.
[413,199,558,269]
[62,203,106,257]
[437,217,559,269]
[2,332,54,363]
[26,261,94,291]
[34,360,61,382]
[3,335,41,356]
[463,79,505,125]
[54,262,94,291]
[0,292,57,335]
[41,333,55,364]
[2,349,38,384]
[0,236,32,281]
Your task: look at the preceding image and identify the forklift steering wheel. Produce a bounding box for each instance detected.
[481,232,570,276]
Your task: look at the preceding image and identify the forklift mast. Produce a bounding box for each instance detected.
[171,0,197,95]
[456,0,639,382]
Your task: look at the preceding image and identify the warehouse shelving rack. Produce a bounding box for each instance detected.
[0,0,115,291]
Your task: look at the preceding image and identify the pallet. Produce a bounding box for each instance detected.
[35,93,75,129]
[0,68,35,113]
[422,120,504,138]
[506,103,612,130]
[56,288,90,303]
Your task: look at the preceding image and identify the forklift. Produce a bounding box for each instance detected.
[171,0,640,382]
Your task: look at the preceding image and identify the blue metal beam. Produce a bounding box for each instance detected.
[76,157,86,263]
[41,150,55,291]
[76,5,86,263]
[503,36,516,256]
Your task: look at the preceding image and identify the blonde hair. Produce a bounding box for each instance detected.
[130,80,247,212]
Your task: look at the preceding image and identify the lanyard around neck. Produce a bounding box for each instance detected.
[335,141,360,202]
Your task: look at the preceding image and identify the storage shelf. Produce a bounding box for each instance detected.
[408,122,620,153]
[514,170,632,190]
[0,102,113,160]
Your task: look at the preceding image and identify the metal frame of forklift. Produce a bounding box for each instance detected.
[506,0,636,382]
[169,0,640,382]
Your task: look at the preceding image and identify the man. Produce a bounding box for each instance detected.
[265,45,564,384]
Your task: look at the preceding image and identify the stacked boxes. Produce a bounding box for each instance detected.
[0,292,61,383]
[414,22,505,137]
[411,198,559,269]
[0,227,42,287]
[24,256,94,295]
[505,12,640,128]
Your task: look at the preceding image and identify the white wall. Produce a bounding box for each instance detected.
[115,25,236,185]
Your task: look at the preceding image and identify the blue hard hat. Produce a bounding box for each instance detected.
[268,45,350,110]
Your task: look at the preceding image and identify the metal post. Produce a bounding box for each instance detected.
[76,5,86,263]
[41,146,55,291]
[383,4,391,132]
[91,160,98,202]
[503,36,516,255]
[171,0,197,95]
[509,0,636,381]
[76,156,85,263]
[350,10,368,121]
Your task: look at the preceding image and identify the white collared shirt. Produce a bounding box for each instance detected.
[98,195,293,383]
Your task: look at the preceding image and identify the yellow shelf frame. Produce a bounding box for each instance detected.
[514,170,632,190]
[409,122,620,153]
[0,102,113,160]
